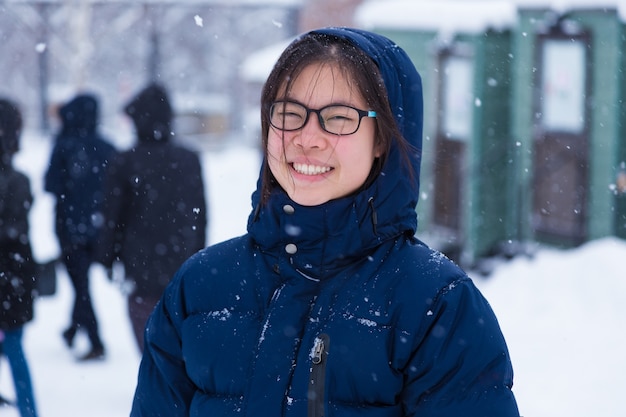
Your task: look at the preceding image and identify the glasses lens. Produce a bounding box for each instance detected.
[270,101,307,131]
[269,101,369,135]
[320,106,360,135]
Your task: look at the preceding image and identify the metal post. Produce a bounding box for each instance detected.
[37,2,50,133]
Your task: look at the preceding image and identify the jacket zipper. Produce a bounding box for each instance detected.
[308,333,330,417]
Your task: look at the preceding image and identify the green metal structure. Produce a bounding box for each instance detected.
[364,4,626,267]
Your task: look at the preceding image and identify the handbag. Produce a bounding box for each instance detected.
[36,259,58,297]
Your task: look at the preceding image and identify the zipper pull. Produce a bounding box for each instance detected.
[311,336,324,365]
[308,334,330,417]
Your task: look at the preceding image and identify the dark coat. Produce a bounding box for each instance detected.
[0,165,36,330]
[131,29,519,417]
[44,94,117,253]
[96,142,207,297]
[95,84,207,298]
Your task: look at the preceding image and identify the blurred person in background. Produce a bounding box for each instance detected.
[95,83,207,353]
[0,97,40,417]
[45,93,117,361]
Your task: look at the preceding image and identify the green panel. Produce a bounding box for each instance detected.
[370,29,439,230]
[568,10,622,239]
[509,9,548,244]
[615,23,626,239]
[467,29,513,260]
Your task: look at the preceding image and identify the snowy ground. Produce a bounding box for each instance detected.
[1,131,625,416]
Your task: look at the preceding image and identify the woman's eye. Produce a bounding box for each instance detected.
[325,113,356,125]
[283,111,303,120]
[323,107,357,123]
[327,114,351,121]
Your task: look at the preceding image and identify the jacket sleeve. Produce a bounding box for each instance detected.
[188,153,207,250]
[0,173,32,245]
[403,277,520,417]
[130,271,197,417]
[94,153,128,268]
[184,152,208,253]
[0,172,37,329]
[44,141,66,196]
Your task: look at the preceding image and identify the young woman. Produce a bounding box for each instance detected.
[130,27,520,417]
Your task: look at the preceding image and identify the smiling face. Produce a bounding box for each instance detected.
[267,63,380,206]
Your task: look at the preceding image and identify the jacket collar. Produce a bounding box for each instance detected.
[247,171,416,280]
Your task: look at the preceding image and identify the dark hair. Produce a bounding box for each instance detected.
[0,98,23,165]
[258,32,413,205]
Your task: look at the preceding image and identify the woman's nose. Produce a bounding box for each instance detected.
[295,114,327,148]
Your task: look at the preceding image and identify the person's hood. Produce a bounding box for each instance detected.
[58,94,99,137]
[124,83,172,143]
[0,98,22,165]
[247,28,423,278]
[313,27,424,233]
[316,27,424,175]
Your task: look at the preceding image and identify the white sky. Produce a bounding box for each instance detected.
[355,0,626,32]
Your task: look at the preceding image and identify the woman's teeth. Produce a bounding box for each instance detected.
[292,163,331,175]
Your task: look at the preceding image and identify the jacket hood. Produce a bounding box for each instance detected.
[0,98,22,165]
[313,27,424,182]
[247,28,423,278]
[312,27,424,232]
[59,94,99,137]
[124,83,172,142]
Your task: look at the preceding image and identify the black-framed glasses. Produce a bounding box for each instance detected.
[269,100,377,136]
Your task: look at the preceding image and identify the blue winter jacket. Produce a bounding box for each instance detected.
[131,28,519,417]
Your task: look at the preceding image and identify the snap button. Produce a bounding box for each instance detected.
[283,204,295,214]
[285,243,297,254]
